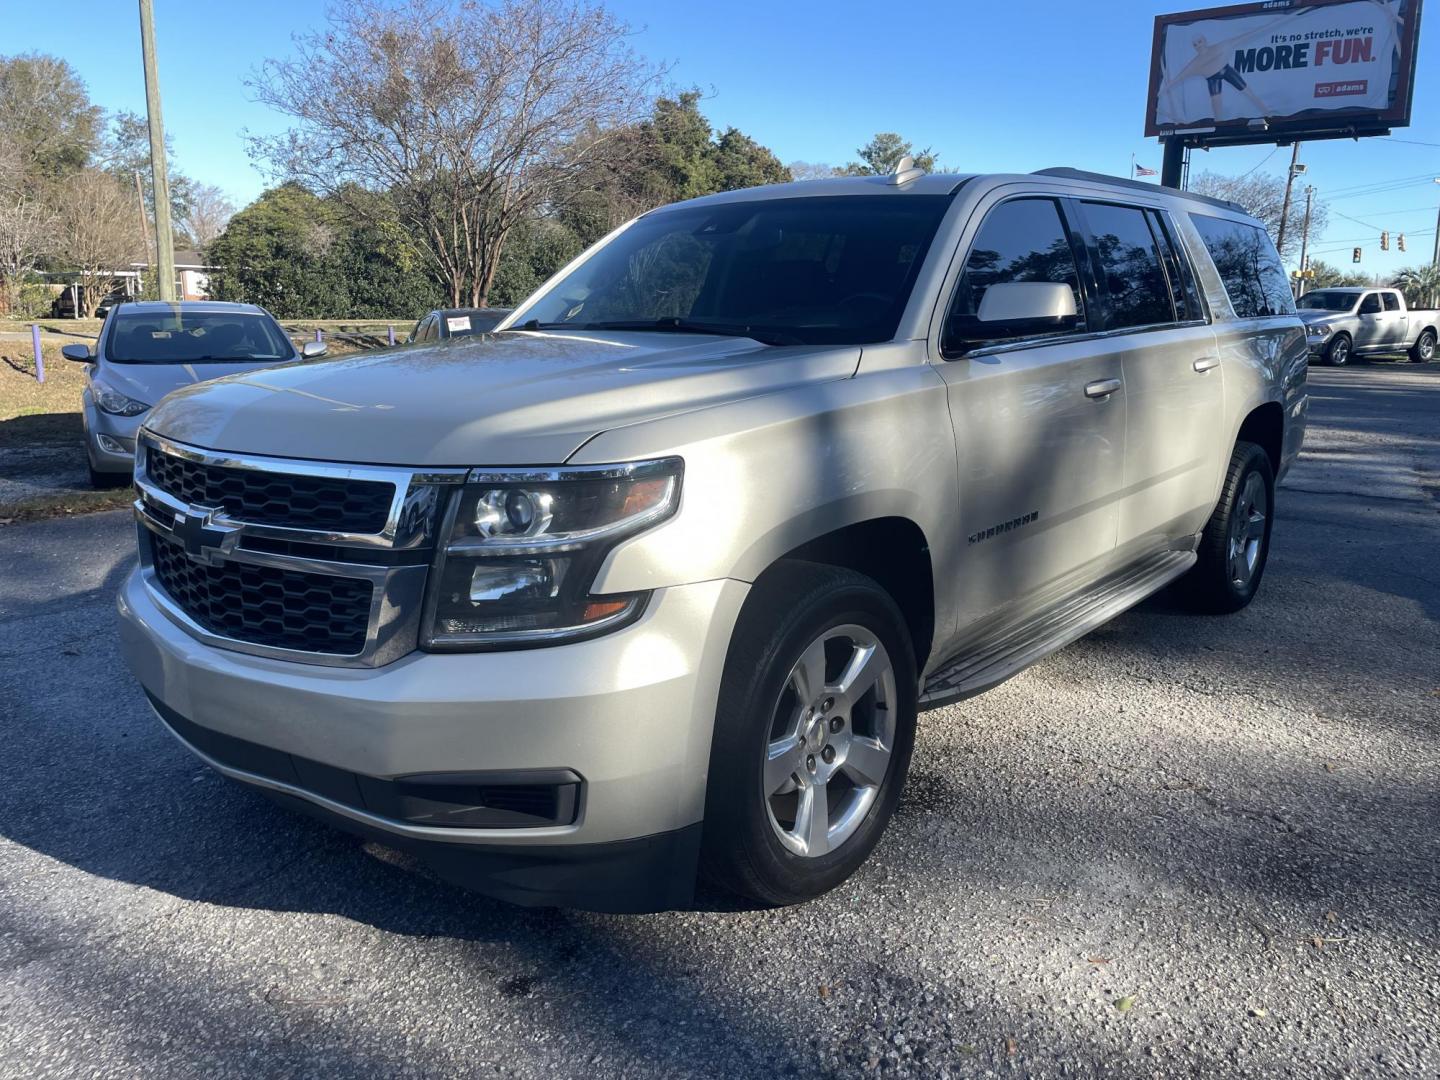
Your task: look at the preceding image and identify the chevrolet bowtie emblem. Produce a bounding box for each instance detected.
[171,507,240,565]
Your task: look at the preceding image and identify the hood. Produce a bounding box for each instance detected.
[143,331,861,466]
[1296,308,1350,326]
[99,359,284,407]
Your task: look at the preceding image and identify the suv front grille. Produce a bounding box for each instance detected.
[150,534,373,655]
[146,448,395,534]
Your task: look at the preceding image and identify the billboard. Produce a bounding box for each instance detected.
[1145,0,1423,140]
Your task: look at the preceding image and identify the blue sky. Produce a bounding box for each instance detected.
[6,0,1437,276]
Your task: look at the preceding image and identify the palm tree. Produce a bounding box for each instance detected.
[1391,264,1440,310]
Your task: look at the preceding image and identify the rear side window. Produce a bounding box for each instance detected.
[1082,202,1174,329]
[946,198,1086,349]
[1151,211,1204,322]
[1191,215,1296,319]
[1382,292,1401,311]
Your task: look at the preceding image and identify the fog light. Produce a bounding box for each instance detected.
[96,434,128,455]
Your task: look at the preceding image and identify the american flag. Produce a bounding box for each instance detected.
[1134,164,1158,177]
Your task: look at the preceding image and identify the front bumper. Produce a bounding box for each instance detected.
[118,566,748,911]
[82,396,141,473]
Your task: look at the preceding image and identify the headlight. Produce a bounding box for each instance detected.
[422,457,682,649]
[94,382,150,417]
[1308,324,1333,338]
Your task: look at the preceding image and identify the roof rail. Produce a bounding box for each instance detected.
[1031,167,1247,215]
[888,155,926,186]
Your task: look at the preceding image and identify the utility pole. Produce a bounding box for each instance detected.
[138,0,175,302]
[1297,185,1314,298]
[132,170,152,297]
[1275,142,1302,261]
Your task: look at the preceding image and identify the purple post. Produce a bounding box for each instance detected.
[388,325,396,346]
[31,323,44,384]
[315,328,323,343]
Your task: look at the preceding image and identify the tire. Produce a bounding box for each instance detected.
[1323,333,1352,366]
[1411,329,1437,364]
[701,560,918,906]
[1178,441,1275,614]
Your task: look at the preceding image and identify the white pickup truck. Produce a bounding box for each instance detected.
[1298,287,1439,366]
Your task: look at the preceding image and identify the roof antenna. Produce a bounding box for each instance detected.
[887,155,925,186]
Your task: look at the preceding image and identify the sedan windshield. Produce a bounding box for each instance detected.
[510,195,953,346]
[1297,292,1359,312]
[106,310,297,364]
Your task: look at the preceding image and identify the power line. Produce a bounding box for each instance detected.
[1323,171,1438,194]
[1379,137,1440,148]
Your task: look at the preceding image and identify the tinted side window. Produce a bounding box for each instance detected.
[1082,202,1174,329]
[1382,292,1401,311]
[1151,211,1204,322]
[1359,293,1381,314]
[946,198,1085,350]
[1191,215,1296,319]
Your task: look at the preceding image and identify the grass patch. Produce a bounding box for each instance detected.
[0,487,134,526]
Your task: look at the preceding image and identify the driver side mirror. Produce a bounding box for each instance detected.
[61,343,92,362]
[945,282,1079,355]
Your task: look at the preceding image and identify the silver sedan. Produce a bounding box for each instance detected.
[63,301,325,487]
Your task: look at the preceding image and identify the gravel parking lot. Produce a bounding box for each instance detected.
[1,361,1436,1079]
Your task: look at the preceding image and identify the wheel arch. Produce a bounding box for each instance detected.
[759,516,936,674]
[1236,400,1284,477]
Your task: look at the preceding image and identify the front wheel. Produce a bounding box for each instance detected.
[1177,441,1275,614]
[1411,329,1436,364]
[701,561,917,906]
[1324,333,1352,366]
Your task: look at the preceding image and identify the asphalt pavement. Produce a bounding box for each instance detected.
[1,360,1436,1078]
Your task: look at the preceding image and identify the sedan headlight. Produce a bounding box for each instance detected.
[422,457,682,649]
[94,382,150,417]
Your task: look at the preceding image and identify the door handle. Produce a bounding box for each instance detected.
[1193,356,1220,373]
[1084,378,1122,399]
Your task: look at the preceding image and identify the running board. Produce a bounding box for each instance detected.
[920,551,1196,710]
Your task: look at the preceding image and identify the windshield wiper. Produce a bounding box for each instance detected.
[577,318,802,346]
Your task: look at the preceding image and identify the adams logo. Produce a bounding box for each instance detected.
[968,510,1039,545]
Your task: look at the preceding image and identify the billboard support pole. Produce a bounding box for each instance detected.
[1160,137,1186,189]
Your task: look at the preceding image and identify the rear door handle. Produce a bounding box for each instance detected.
[1084,378,1122,399]
[1193,356,1220,373]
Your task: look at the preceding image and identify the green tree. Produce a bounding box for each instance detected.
[206,185,442,318]
[712,128,790,191]
[488,218,584,307]
[1305,259,1373,289]
[1392,264,1440,309]
[842,133,937,176]
[0,53,102,190]
[98,110,194,236]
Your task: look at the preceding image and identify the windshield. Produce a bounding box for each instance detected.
[1297,291,1359,312]
[106,310,297,364]
[510,195,953,346]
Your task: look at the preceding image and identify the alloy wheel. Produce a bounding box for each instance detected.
[763,624,897,858]
[1227,471,1268,589]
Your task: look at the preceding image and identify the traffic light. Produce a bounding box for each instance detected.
[1381,230,1390,251]
[1353,247,1363,263]
[1398,233,1407,252]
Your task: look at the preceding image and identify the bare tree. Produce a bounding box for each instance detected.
[54,169,143,316]
[1190,171,1328,263]
[0,142,54,314]
[787,160,840,182]
[249,0,664,306]
[180,182,236,251]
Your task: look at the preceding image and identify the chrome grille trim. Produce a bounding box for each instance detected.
[133,430,467,668]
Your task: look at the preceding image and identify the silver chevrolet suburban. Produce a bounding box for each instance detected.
[118,167,1308,912]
